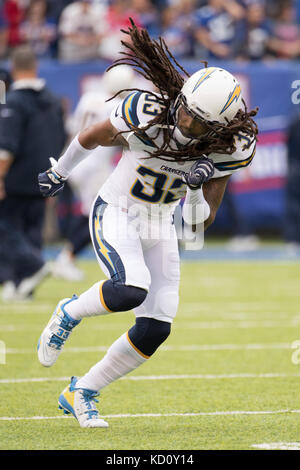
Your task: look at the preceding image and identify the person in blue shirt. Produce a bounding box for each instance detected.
[20,0,57,59]
[161,2,194,58]
[238,1,273,60]
[194,0,246,59]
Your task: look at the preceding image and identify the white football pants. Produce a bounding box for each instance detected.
[89,197,180,323]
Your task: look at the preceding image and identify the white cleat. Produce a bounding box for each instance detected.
[58,376,108,428]
[2,281,18,302]
[51,249,84,282]
[2,264,50,302]
[227,235,260,252]
[17,264,50,298]
[37,296,80,367]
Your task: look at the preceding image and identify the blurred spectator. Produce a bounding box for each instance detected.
[238,1,273,61]
[264,0,286,18]
[268,0,300,59]
[295,0,300,23]
[193,0,246,60]
[0,66,12,90]
[46,0,76,24]
[20,0,57,58]
[3,0,24,51]
[0,45,66,301]
[0,8,8,57]
[131,0,161,37]
[98,0,141,60]
[161,0,195,58]
[58,0,107,62]
[152,0,168,7]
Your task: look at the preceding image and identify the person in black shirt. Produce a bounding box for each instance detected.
[285,112,300,253]
[0,45,66,301]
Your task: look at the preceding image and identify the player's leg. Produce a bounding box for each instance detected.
[58,317,173,427]
[58,226,180,428]
[0,197,49,301]
[128,231,180,355]
[15,198,50,298]
[74,229,180,393]
[38,196,151,367]
[63,196,150,319]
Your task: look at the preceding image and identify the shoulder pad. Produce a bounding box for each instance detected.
[211,134,256,177]
[110,91,164,131]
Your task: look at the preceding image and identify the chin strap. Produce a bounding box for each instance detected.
[167,96,194,150]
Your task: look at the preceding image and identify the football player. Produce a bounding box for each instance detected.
[37,20,258,428]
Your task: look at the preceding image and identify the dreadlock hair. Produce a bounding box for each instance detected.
[106,18,258,163]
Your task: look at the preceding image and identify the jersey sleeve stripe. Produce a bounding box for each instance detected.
[122,91,156,148]
[122,91,142,128]
[214,145,256,171]
[135,134,156,148]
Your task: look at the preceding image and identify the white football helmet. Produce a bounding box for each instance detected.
[180,67,242,125]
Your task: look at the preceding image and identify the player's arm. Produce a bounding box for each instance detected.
[182,157,230,231]
[38,119,127,197]
[78,118,128,149]
[202,174,231,230]
[183,134,255,230]
[200,136,256,228]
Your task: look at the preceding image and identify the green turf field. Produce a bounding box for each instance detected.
[1,259,300,450]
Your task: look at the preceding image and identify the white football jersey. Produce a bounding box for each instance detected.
[98,91,256,215]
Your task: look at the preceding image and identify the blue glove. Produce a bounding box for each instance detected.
[38,158,66,197]
[183,156,215,190]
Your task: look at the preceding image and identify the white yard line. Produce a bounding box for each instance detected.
[163,343,292,351]
[176,320,300,329]
[3,315,300,330]
[2,319,300,334]
[0,304,53,314]
[4,342,293,354]
[252,442,300,450]
[183,302,295,311]
[1,409,300,422]
[1,372,300,384]
[178,313,300,320]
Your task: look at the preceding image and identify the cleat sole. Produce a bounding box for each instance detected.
[58,404,71,415]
